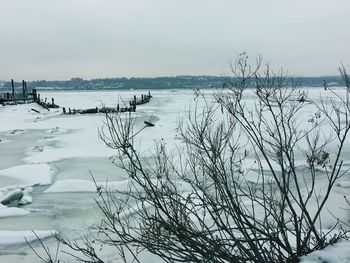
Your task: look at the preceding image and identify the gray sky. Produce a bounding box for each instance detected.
[0,0,349,80]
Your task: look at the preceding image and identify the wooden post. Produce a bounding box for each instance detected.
[44,97,47,104]
[31,89,36,101]
[24,81,27,99]
[11,79,15,98]
[62,107,66,114]
[51,98,54,105]
[69,108,71,114]
[148,91,151,98]
[117,104,119,112]
[73,109,76,114]
[6,92,10,100]
[34,89,37,100]
[37,93,40,102]
[22,80,25,100]
[95,107,98,113]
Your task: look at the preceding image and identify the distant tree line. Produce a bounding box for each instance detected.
[0,75,343,91]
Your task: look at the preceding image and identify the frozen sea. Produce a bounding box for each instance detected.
[0,88,350,262]
[0,89,196,261]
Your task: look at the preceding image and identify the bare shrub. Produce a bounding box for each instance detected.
[32,55,350,262]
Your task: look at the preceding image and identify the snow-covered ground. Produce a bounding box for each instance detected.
[0,88,350,262]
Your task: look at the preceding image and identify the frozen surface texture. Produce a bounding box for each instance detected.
[0,89,349,262]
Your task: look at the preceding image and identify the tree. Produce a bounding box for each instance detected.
[33,54,350,263]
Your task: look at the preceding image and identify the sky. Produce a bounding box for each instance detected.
[0,0,349,81]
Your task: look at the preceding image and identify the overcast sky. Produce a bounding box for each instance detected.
[0,0,349,80]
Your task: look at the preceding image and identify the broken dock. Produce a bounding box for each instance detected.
[62,91,153,115]
[1,79,153,114]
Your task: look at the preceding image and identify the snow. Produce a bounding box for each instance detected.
[0,164,53,186]
[0,88,350,262]
[242,170,275,184]
[0,104,61,133]
[0,230,57,246]
[301,240,350,263]
[44,179,125,193]
[336,180,350,188]
[0,139,10,144]
[0,204,29,218]
[44,178,193,194]
[0,186,33,206]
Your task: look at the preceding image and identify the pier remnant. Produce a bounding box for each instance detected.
[62,92,152,115]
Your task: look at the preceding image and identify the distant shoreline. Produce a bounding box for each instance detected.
[0,75,344,91]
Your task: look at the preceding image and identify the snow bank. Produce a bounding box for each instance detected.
[300,240,350,263]
[22,119,116,163]
[0,164,53,186]
[0,204,29,218]
[0,103,59,133]
[0,230,57,246]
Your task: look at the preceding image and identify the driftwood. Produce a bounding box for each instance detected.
[36,101,50,111]
[80,107,98,114]
[31,108,40,113]
[144,121,155,127]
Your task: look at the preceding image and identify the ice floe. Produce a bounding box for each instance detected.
[0,230,57,247]
[0,204,29,218]
[0,163,53,186]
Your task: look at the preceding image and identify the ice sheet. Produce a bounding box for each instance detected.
[0,230,57,246]
[0,164,53,186]
[0,88,350,262]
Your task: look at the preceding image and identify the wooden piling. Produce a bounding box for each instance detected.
[31,108,40,113]
[31,89,35,100]
[22,80,25,99]
[11,79,14,98]
[38,91,153,116]
[24,81,27,98]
